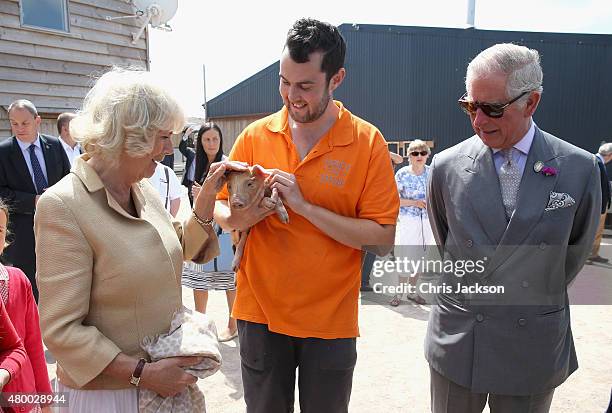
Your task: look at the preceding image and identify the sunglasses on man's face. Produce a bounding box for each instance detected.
[457,91,529,119]
[410,151,429,157]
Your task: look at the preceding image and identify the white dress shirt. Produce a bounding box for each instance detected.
[16,134,49,187]
[60,138,82,167]
[492,121,536,178]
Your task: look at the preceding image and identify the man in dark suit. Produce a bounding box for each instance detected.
[0,99,71,300]
[426,44,600,412]
[588,142,612,263]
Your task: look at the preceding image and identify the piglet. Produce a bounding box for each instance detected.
[226,165,289,270]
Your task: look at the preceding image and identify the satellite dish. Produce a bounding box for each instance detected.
[100,0,178,44]
[132,0,178,28]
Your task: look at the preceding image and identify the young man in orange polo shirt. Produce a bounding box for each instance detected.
[215,18,399,412]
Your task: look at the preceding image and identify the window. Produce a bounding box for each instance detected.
[20,0,69,32]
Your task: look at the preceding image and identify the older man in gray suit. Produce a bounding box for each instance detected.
[425,43,601,412]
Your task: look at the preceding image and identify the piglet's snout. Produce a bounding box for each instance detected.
[230,195,247,209]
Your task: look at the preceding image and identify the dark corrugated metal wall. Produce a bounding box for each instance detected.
[207,24,612,155]
[207,61,282,117]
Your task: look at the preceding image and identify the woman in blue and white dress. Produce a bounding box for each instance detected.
[390,139,435,306]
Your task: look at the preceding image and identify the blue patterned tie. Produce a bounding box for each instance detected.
[28,144,48,195]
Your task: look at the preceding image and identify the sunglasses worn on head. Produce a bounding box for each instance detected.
[458,91,529,118]
[410,151,429,157]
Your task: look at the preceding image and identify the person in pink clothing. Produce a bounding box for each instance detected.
[0,298,27,390]
[0,198,52,413]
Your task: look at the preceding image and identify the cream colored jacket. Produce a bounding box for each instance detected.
[34,156,219,390]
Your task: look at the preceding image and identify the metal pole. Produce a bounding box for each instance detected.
[466,0,476,28]
[202,64,207,121]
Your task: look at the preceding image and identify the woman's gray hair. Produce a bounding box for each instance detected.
[70,67,184,163]
[407,139,430,154]
[466,43,543,104]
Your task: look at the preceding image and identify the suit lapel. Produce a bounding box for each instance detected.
[487,128,559,273]
[40,135,59,185]
[460,137,507,245]
[9,137,36,193]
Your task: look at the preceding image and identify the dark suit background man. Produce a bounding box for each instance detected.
[588,142,612,263]
[0,100,71,300]
[426,44,600,413]
[605,144,612,178]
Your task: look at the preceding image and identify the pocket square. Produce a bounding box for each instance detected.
[545,191,575,211]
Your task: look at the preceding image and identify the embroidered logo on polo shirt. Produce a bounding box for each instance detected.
[320,159,351,187]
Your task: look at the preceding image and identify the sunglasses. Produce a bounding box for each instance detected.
[410,151,429,157]
[458,91,529,118]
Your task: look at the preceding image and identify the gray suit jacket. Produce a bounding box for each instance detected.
[425,126,601,395]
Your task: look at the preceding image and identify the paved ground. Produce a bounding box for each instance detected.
[45,190,612,412]
[194,279,612,413]
[192,223,612,412]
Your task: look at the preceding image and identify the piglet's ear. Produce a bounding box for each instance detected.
[250,164,269,179]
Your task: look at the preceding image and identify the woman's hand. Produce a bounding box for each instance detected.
[225,183,276,231]
[200,160,249,196]
[192,182,201,200]
[139,356,202,398]
[194,161,249,222]
[0,368,10,391]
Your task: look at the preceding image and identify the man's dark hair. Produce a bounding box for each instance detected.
[57,112,76,134]
[285,18,346,82]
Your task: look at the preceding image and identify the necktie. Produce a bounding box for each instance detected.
[499,148,520,220]
[28,144,48,195]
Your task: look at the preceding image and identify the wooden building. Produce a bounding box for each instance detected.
[0,0,149,139]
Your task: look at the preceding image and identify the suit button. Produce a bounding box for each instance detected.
[466,239,473,248]
[521,280,529,288]
[518,318,527,326]
[539,242,547,250]
[475,314,484,322]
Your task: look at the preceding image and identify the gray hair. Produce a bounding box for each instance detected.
[466,43,543,104]
[70,67,184,164]
[599,142,612,156]
[7,99,38,117]
[407,139,430,154]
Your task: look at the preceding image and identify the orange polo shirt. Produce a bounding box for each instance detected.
[218,101,399,338]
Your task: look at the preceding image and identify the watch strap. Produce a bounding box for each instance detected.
[129,358,147,386]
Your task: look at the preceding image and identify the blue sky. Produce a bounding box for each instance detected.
[148,0,612,117]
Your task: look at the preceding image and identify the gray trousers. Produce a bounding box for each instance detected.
[430,367,555,413]
[238,320,356,413]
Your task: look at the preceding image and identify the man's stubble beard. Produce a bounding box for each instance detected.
[288,90,332,124]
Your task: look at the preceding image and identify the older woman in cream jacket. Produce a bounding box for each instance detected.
[34,68,247,412]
